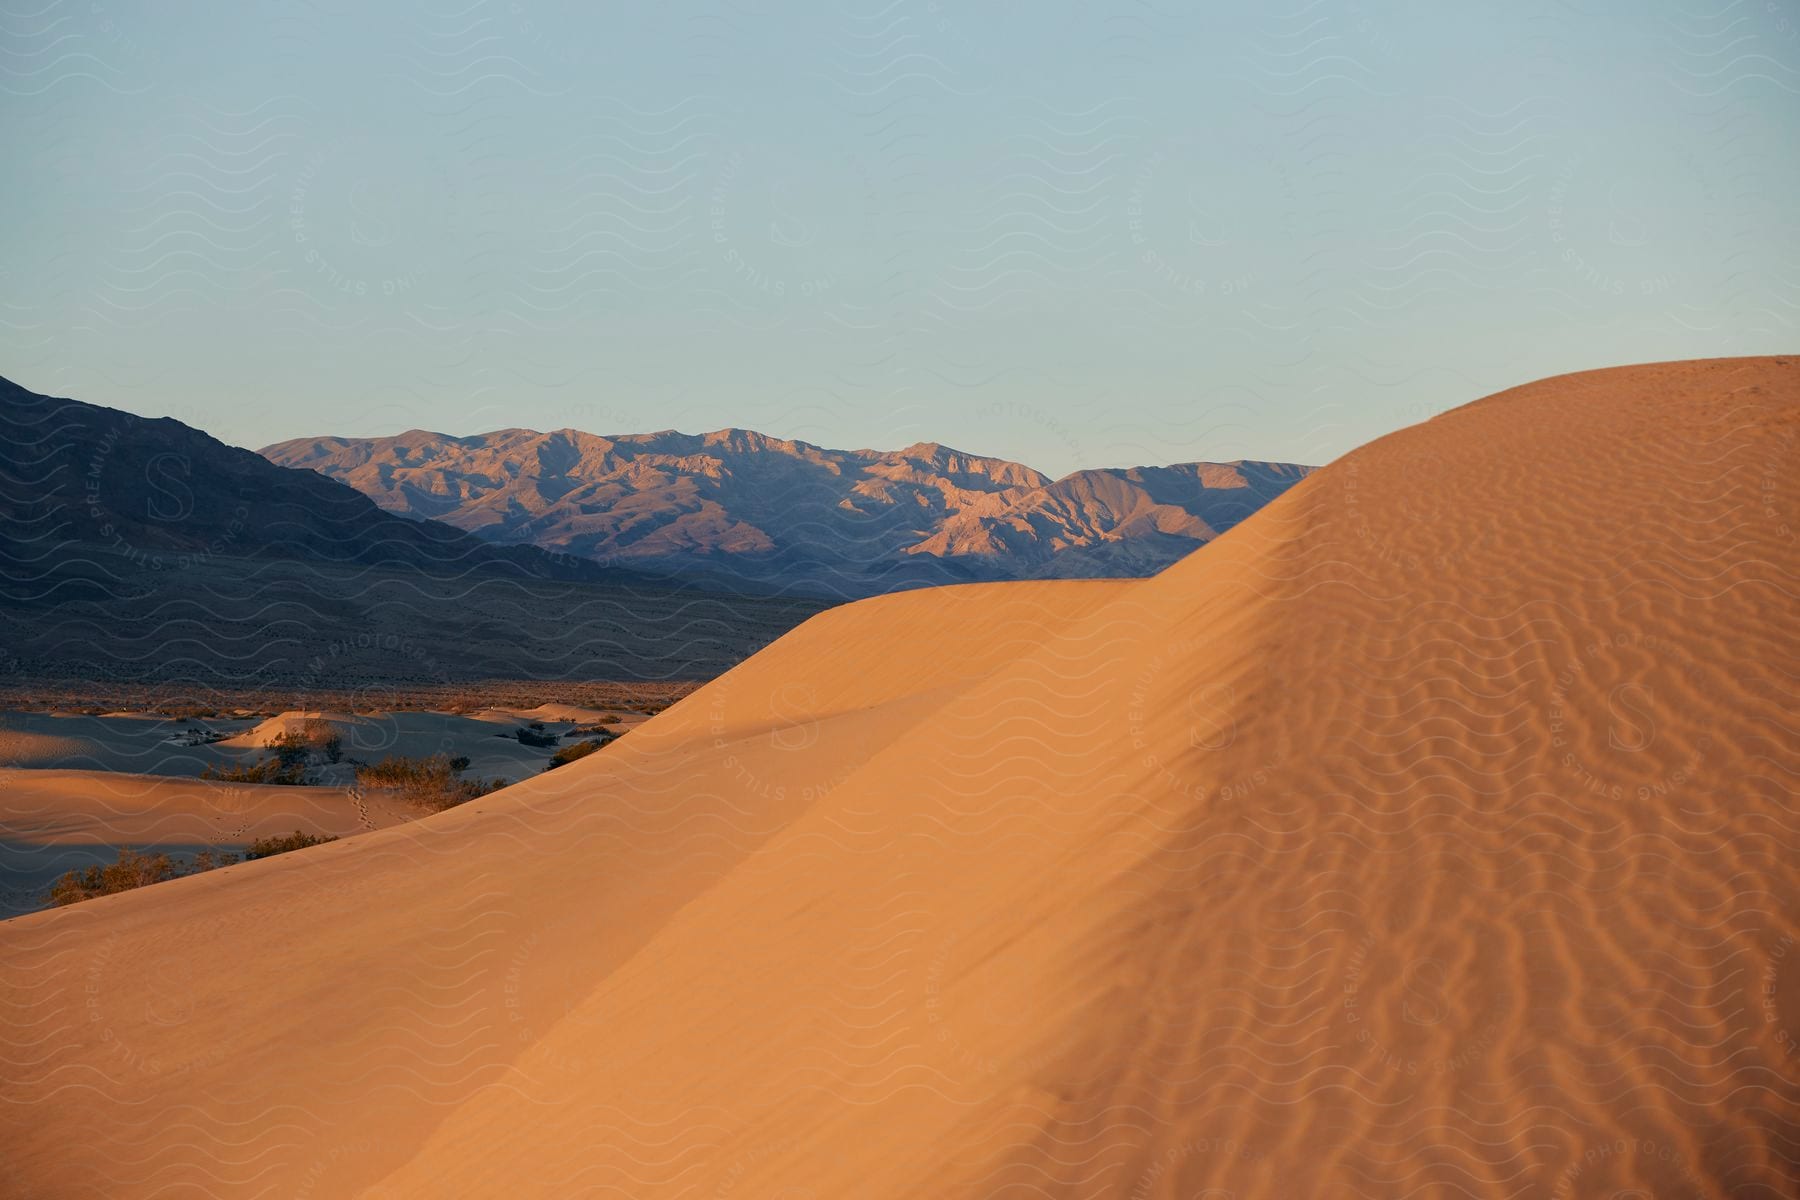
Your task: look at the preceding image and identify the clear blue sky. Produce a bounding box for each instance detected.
[4,0,1796,477]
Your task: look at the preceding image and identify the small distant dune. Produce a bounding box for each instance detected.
[503,702,619,725]
[0,711,243,774]
[0,706,646,917]
[0,357,1794,1198]
[0,769,411,918]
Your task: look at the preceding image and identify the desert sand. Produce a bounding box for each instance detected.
[0,711,257,775]
[223,708,636,782]
[0,769,416,918]
[0,708,642,916]
[0,707,628,781]
[1,358,1795,1197]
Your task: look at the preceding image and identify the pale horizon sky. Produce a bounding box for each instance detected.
[3,1,1797,478]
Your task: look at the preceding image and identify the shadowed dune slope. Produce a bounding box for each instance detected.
[2,357,1796,1198]
[0,769,416,918]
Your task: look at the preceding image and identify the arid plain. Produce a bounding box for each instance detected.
[1,357,1795,1197]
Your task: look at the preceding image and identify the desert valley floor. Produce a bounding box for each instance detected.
[1,358,1796,1197]
[0,700,670,918]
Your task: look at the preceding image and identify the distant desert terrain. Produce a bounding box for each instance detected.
[1,358,1795,1197]
[0,375,829,690]
[0,769,415,917]
[0,704,654,917]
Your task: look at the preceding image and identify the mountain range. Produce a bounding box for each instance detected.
[0,371,1310,686]
[0,377,822,686]
[262,427,1312,597]
[0,377,623,583]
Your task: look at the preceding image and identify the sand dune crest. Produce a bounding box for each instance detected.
[1,357,1794,1198]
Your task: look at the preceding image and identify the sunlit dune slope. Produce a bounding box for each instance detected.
[1,357,1795,1199]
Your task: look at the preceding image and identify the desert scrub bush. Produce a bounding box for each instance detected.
[203,757,311,786]
[203,751,313,786]
[293,718,343,763]
[515,725,559,748]
[545,738,610,771]
[200,724,342,784]
[244,830,338,860]
[47,845,239,907]
[187,848,236,872]
[356,753,503,811]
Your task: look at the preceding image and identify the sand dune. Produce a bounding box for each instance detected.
[0,711,254,775]
[228,709,623,782]
[1,358,1795,1197]
[0,769,414,917]
[0,707,618,783]
[0,708,644,916]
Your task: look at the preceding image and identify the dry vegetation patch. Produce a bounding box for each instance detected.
[355,754,503,811]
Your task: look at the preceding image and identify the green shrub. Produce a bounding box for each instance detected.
[515,726,559,748]
[46,845,239,907]
[244,830,338,860]
[545,738,609,771]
